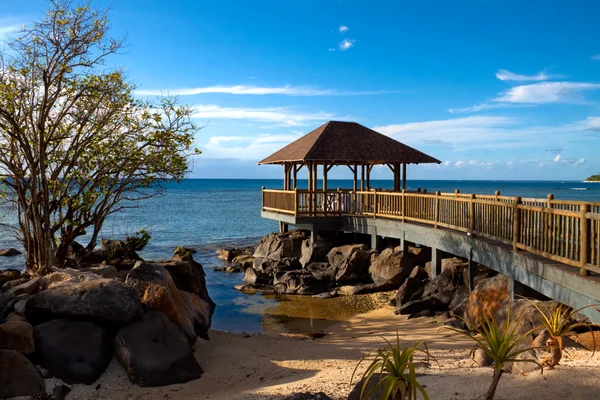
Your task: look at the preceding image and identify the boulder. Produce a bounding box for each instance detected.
[422,259,468,306]
[253,257,301,274]
[232,254,254,270]
[34,319,112,384]
[464,274,511,329]
[0,317,34,354]
[306,262,337,281]
[81,263,120,279]
[0,248,21,257]
[126,261,199,344]
[346,282,396,295]
[0,349,45,398]
[396,297,447,315]
[570,331,600,351]
[0,269,21,288]
[162,258,215,319]
[6,276,43,296]
[80,239,141,270]
[180,291,212,340]
[394,267,429,307]
[274,270,329,295]
[284,393,333,400]
[407,246,432,266]
[300,237,334,267]
[369,247,412,286]
[217,247,252,262]
[448,285,470,317]
[253,230,308,261]
[243,267,273,286]
[471,346,493,367]
[115,310,203,387]
[25,278,140,327]
[327,244,370,282]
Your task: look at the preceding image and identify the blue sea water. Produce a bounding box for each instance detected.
[1,179,599,332]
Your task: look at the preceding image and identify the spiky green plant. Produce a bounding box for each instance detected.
[446,307,543,400]
[525,300,598,368]
[351,333,434,400]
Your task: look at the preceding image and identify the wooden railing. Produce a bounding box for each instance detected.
[261,188,600,275]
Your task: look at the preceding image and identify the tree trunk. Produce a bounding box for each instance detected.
[485,368,504,400]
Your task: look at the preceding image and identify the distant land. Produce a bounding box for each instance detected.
[585,174,600,182]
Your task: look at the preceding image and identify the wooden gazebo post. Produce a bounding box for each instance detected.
[402,162,407,190]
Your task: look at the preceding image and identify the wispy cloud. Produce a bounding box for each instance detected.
[202,133,302,160]
[495,82,600,104]
[339,25,349,33]
[190,104,335,127]
[495,69,562,82]
[545,147,563,155]
[0,22,22,41]
[339,38,355,51]
[591,54,600,61]
[135,84,382,97]
[449,103,535,113]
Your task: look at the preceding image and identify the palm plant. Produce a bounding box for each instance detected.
[525,300,598,368]
[446,307,543,400]
[351,333,434,400]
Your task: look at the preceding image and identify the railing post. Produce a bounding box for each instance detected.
[401,189,406,222]
[455,189,460,197]
[495,190,500,201]
[294,188,298,216]
[261,186,265,211]
[434,191,440,228]
[581,204,590,276]
[547,193,554,208]
[373,189,378,219]
[468,194,475,233]
[513,196,522,252]
[337,188,342,215]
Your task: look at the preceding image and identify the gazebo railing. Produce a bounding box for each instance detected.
[261,188,600,276]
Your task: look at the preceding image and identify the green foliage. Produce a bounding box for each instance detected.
[586,174,600,182]
[125,228,152,251]
[351,333,433,400]
[173,245,192,257]
[0,0,201,271]
[446,308,543,400]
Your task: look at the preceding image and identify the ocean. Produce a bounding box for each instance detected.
[1,179,599,333]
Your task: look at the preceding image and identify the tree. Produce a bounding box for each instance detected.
[0,0,199,273]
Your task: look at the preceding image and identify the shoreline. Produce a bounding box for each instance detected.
[48,306,600,400]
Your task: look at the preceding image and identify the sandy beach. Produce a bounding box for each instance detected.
[47,306,600,400]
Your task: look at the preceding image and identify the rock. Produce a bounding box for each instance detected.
[570,331,600,351]
[347,373,402,400]
[444,318,468,331]
[327,244,370,282]
[0,349,46,398]
[0,292,13,309]
[284,392,333,400]
[0,248,21,257]
[232,254,254,270]
[274,270,330,295]
[0,317,34,353]
[35,319,112,384]
[369,247,412,286]
[300,237,334,267]
[13,298,27,315]
[114,310,203,387]
[464,274,511,329]
[347,282,396,295]
[244,267,273,286]
[53,384,72,400]
[253,257,301,274]
[6,277,43,296]
[253,230,308,261]
[80,239,141,270]
[217,247,252,262]
[422,260,468,306]
[162,258,216,320]
[180,291,212,340]
[394,266,429,307]
[126,261,202,344]
[471,346,493,367]
[312,291,338,299]
[25,278,140,327]
[0,269,21,287]
[396,298,447,315]
[81,263,120,279]
[305,262,336,281]
[448,285,470,317]
[407,246,432,266]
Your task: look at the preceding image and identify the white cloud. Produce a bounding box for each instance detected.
[449,103,535,113]
[495,82,600,104]
[554,154,561,162]
[495,69,562,82]
[328,48,336,52]
[135,84,382,97]
[581,116,600,131]
[574,158,585,165]
[339,25,349,33]
[591,54,600,61]
[191,104,335,127]
[0,23,21,41]
[339,38,355,51]
[202,133,302,160]
[454,161,464,167]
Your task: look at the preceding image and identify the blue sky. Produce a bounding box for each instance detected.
[2,0,600,180]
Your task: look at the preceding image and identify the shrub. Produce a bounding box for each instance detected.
[125,228,152,251]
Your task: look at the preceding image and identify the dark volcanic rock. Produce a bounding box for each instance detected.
[0,349,45,398]
[396,298,447,315]
[0,248,21,257]
[422,258,468,306]
[25,278,140,327]
[327,244,370,282]
[253,229,308,261]
[274,270,330,295]
[115,310,203,387]
[244,267,273,286]
[0,317,35,354]
[306,262,337,281]
[34,319,112,384]
[394,267,429,307]
[0,269,21,288]
[284,392,333,400]
[369,247,412,286]
[464,274,511,329]
[300,237,334,267]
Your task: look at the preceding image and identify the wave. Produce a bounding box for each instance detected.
[570,188,587,191]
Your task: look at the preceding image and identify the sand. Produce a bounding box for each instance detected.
[47,306,600,400]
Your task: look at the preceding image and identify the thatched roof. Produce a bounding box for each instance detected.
[258,121,441,165]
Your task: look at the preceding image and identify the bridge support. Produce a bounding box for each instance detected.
[279,222,289,233]
[431,247,443,278]
[468,249,477,291]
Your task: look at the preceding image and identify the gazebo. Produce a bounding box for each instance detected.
[259,120,441,192]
